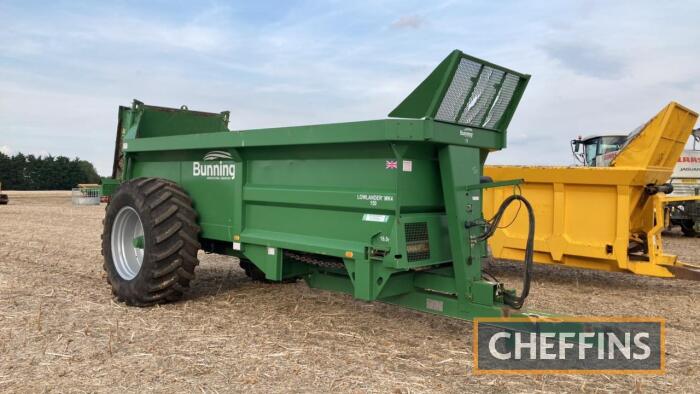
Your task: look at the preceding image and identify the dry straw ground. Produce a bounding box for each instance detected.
[0,191,698,393]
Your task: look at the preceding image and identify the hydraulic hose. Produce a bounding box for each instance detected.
[475,194,535,309]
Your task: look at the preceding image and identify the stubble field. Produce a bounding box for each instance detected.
[0,191,698,393]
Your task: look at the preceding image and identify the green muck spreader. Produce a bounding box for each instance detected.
[102,50,538,320]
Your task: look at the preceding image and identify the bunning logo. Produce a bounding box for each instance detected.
[193,151,235,180]
[459,128,474,140]
[203,150,233,161]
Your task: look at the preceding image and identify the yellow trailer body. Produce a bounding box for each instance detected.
[484,102,699,278]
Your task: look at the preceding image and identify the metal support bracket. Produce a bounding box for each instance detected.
[466,178,523,191]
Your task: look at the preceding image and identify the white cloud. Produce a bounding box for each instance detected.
[0,145,13,156]
[391,15,424,29]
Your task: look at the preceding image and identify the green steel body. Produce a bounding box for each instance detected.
[110,50,537,320]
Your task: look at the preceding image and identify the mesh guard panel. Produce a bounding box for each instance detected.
[483,74,519,129]
[436,58,520,129]
[405,222,430,262]
[389,50,529,133]
[435,60,480,123]
[459,67,505,126]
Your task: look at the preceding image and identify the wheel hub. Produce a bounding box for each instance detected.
[111,206,145,280]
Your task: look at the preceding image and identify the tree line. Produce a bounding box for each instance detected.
[0,152,101,190]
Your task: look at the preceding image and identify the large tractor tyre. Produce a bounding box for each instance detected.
[680,220,697,237]
[239,259,297,283]
[102,177,200,306]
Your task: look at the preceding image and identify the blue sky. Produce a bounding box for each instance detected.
[1,0,699,175]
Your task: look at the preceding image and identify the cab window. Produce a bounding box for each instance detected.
[585,141,599,166]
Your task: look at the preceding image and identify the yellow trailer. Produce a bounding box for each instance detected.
[484,102,700,279]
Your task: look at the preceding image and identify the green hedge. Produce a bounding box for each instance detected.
[0,152,100,190]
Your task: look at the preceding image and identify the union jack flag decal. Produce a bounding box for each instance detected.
[385,160,397,169]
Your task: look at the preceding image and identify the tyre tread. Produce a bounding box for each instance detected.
[102,177,200,307]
